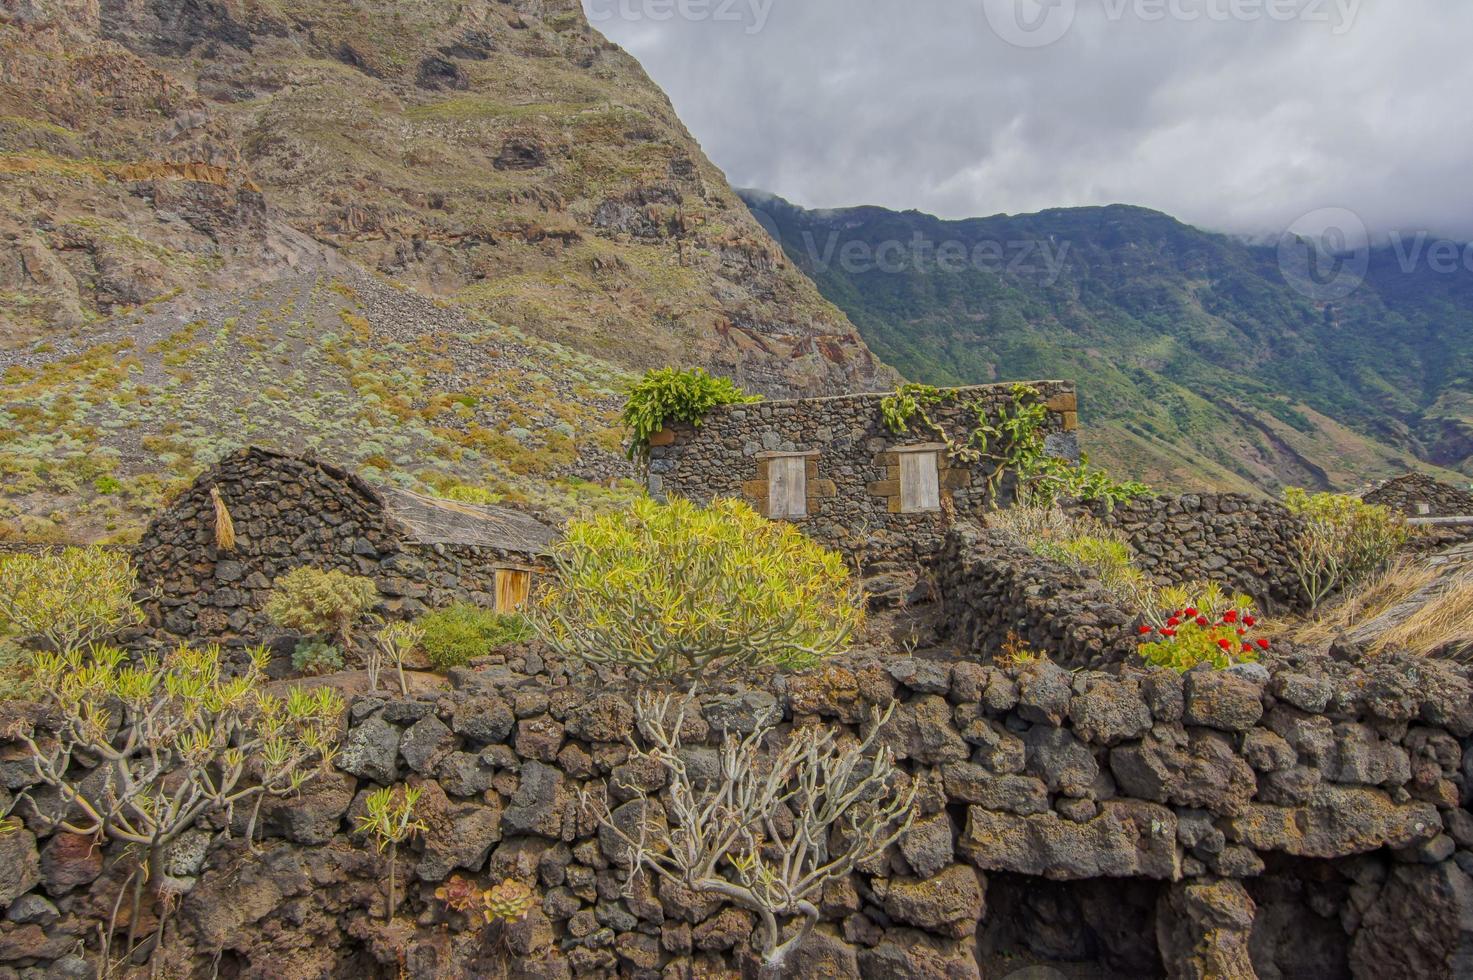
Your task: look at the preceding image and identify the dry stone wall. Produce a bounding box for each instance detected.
[1363,474,1473,518]
[931,526,1142,670]
[1080,494,1309,613]
[3,647,1472,978]
[647,381,1080,566]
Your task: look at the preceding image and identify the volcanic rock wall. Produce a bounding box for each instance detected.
[1082,494,1309,613]
[3,649,1471,978]
[931,526,1142,670]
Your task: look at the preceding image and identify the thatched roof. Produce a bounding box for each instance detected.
[379,487,557,554]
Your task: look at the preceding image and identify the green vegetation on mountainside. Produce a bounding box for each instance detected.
[742,193,1473,494]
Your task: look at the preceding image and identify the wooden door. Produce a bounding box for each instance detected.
[768,456,808,519]
[495,569,532,612]
[900,451,941,513]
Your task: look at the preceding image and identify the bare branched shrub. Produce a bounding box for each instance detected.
[1284,488,1410,608]
[10,644,342,963]
[587,695,915,975]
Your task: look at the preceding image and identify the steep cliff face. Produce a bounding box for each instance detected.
[0,0,895,541]
[0,0,889,396]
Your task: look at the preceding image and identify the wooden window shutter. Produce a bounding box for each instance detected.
[767,456,808,519]
[900,451,941,513]
[495,569,532,612]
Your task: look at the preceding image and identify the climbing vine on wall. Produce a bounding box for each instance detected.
[879,383,1147,507]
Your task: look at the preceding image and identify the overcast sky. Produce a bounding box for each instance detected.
[584,0,1473,241]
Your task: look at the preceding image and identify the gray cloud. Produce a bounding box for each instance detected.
[584,0,1473,240]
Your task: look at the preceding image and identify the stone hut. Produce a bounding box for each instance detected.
[1363,473,1473,518]
[646,380,1079,564]
[133,447,557,647]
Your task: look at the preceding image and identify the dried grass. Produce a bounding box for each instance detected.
[984,503,1129,550]
[210,486,235,551]
[1292,558,1472,658]
[1374,571,1473,659]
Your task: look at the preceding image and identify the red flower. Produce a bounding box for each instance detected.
[1195,615,1210,627]
[1223,609,1238,623]
[1184,607,1199,618]
[1138,625,1153,635]
[1167,617,1182,628]
[1243,615,1257,627]
[1161,628,1177,638]
[1243,643,1254,653]
[1217,638,1232,650]
[1256,638,1271,650]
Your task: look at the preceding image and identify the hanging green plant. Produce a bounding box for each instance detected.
[622,367,761,460]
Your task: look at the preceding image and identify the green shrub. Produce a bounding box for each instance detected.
[1021,454,1150,509]
[530,497,864,680]
[265,567,378,649]
[621,368,760,459]
[1283,488,1410,608]
[0,546,144,653]
[418,603,533,671]
[441,484,502,505]
[93,475,122,495]
[291,638,345,675]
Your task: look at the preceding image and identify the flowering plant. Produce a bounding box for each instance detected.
[1138,584,1270,672]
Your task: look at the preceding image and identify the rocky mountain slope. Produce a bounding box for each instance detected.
[743,192,1473,494]
[0,0,893,541]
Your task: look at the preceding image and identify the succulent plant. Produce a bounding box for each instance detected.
[434,875,482,914]
[482,879,535,925]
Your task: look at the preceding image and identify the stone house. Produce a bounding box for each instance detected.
[133,447,556,648]
[645,380,1080,564]
[1362,473,1473,518]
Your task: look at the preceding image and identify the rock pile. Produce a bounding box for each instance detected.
[931,525,1141,669]
[1363,474,1473,519]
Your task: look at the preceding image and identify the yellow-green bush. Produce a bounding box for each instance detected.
[0,546,144,653]
[265,567,378,650]
[1284,488,1410,608]
[531,497,863,679]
